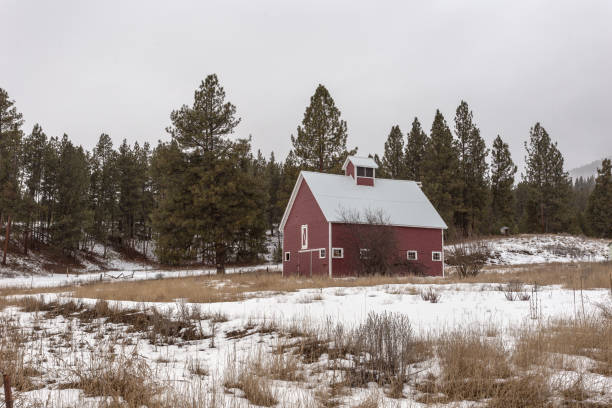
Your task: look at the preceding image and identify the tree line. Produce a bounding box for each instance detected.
[1,76,610,269]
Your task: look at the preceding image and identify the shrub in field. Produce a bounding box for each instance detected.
[435,331,512,400]
[224,351,278,407]
[420,287,441,303]
[502,280,530,301]
[445,240,491,278]
[62,352,162,407]
[342,312,418,393]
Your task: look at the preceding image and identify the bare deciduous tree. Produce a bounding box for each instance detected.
[338,207,426,276]
[445,239,491,278]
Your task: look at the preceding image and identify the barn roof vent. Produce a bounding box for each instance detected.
[342,156,378,186]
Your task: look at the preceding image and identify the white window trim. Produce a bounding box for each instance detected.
[332,248,344,258]
[432,251,442,261]
[360,248,370,259]
[300,224,308,249]
[356,166,375,178]
[285,252,290,262]
[319,248,326,259]
[407,250,418,261]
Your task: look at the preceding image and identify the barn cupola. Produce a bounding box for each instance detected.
[341,156,378,186]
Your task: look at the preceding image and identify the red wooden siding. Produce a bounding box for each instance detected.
[282,180,329,277]
[331,224,443,276]
[356,177,374,186]
[345,161,355,178]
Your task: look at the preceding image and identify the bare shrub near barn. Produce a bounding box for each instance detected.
[445,239,491,278]
[339,208,426,276]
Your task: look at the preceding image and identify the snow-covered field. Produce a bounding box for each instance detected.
[1,234,610,407]
[3,280,611,407]
[446,233,610,265]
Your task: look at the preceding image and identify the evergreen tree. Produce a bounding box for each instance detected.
[453,101,489,235]
[290,84,356,173]
[523,123,573,232]
[265,151,282,232]
[490,135,517,232]
[422,110,461,234]
[586,159,612,237]
[276,151,300,223]
[161,74,267,272]
[380,125,405,179]
[21,124,48,253]
[40,136,61,244]
[52,135,90,254]
[151,141,196,265]
[90,133,118,256]
[0,88,24,264]
[404,117,428,181]
[167,75,240,152]
[572,176,596,234]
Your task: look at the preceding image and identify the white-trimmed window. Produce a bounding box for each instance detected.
[332,248,344,258]
[360,248,370,259]
[285,252,290,262]
[432,251,442,261]
[300,225,308,249]
[407,250,418,261]
[319,248,326,258]
[356,166,374,177]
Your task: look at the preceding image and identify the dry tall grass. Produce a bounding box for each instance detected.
[65,262,612,303]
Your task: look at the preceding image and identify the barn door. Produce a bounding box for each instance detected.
[299,251,312,277]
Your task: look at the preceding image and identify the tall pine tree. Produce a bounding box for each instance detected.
[0,88,24,264]
[290,84,356,173]
[404,117,428,181]
[161,74,267,273]
[422,110,461,234]
[523,123,573,232]
[453,101,489,235]
[490,135,517,232]
[380,125,405,179]
[586,159,612,237]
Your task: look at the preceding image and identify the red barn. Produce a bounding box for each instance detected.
[279,156,448,277]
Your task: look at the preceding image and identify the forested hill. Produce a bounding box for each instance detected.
[1,76,611,272]
[569,156,612,180]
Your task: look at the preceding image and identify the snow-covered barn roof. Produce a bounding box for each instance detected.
[341,156,378,170]
[280,171,448,230]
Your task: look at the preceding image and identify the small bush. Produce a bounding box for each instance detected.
[420,287,441,303]
[446,240,491,278]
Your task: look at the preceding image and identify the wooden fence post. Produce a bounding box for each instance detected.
[3,373,14,408]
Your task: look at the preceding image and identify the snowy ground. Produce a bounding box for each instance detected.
[1,234,611,407]
[3,277,611,407]
[446,234,610,265]
[0,264,281,290]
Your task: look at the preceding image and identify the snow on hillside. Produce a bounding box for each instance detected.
[447,234,610,265]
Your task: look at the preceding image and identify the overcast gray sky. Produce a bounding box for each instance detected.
[1,0,611,174]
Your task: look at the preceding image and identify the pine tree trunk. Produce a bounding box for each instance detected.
[2,216,11,266]
[215,243,226,274]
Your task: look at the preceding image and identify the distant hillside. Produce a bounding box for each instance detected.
[569,156,611,180]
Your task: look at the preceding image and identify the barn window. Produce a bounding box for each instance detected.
[300,225,308,249]
[432,251,442,261]
[360,248,370,259]
[284,252,290,262]
[319,248,326,258]
[356,166,374,177]
[407,250,418,261]
[332,248,344,258]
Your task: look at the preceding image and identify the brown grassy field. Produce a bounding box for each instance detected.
[61,261,612,304]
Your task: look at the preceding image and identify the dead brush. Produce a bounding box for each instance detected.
[224,351,278,407]
[340,312,423,396]
[0,316,41,392]
[420,287,441,303]
[426,330,513,402]
[61,351,163,407]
